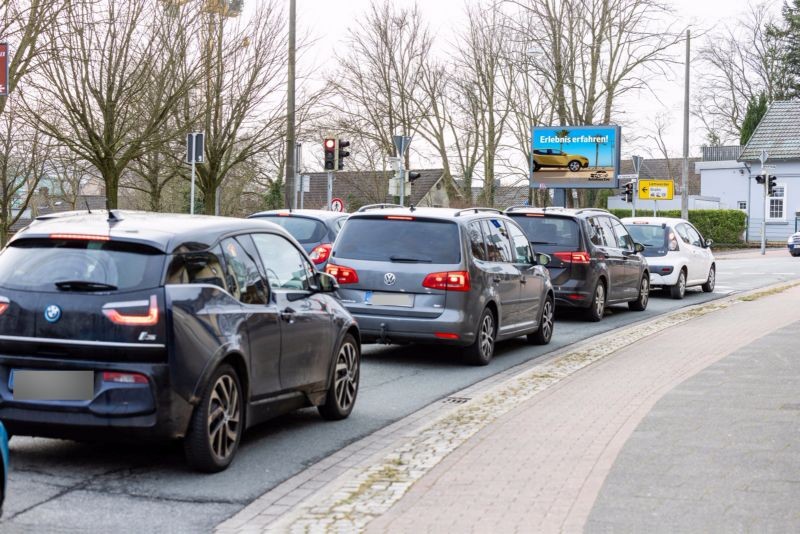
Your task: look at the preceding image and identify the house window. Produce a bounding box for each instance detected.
[767,184,786,221]
[737,201,747,210]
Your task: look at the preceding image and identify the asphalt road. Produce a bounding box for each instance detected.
[2,250,799,533]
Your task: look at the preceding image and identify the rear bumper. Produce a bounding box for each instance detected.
[0,357,193,440]
[351,308,475,345]
[647,264,679,286]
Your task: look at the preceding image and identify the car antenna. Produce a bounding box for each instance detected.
[85,198,91,214]
[107,209,124,223]
[409,204,416,212]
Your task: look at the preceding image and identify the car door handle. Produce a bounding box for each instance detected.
[280,308,296,323]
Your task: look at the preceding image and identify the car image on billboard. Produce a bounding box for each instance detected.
[531,125,621,189]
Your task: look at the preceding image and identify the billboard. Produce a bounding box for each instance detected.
[0,43,7,97]
[531,125,621,189]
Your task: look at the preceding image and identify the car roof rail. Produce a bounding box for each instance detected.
[575,208,610,215]
[356,203,404,213]
[454,207,503,217]
[504,204,533,213]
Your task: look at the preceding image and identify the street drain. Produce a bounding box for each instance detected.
[443,397,471,405]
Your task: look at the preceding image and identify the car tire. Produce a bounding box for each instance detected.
[533,162,541,172]
[184,363,244,473]
[791,250,800,257]
[568,160,582,172]
[584,281,606,322]
[318,334,360,421]
[628,275,650,311]
[527,296,554,345]
[701,265,716,293]
[465,307,496,366]
[670,269,686,299]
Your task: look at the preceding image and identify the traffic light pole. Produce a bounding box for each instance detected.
[632,179,637,218]
[759,150,768,255]
[327,171,333,211]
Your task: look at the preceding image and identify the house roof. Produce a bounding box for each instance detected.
[10,195,108,233]
[300,169,443,211]
[740,100,800,161]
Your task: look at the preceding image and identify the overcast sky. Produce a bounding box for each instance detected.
[256,0,779,168]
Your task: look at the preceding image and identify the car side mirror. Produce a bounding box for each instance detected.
[536,253,551,266]
[317,272,339,293]
[705,239,714,248]
[634,242,645,253]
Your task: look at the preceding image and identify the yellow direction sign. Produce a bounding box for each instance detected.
[638,179,674,200]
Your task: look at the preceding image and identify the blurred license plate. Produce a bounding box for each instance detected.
[10,370,93,401]
[366,292,414,307]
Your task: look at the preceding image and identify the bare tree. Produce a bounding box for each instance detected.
[27,0,197,209]
[694,2,788,144]
[181,0,290,214]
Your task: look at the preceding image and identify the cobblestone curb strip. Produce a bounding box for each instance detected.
[218,282,800,533]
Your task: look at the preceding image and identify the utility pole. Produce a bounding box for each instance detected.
[284,0,296,208]
[681,29,690,220]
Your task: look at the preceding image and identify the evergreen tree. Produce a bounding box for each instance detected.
[740,93,768,146]
[769,0,800,98]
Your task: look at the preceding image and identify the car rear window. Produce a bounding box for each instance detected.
[254,216,327,244]
[626,224,668,256]
[333,217,461,264]
[0,238,165,292]
[510,216,579,248]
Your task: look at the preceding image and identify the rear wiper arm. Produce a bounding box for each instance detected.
[530,241,558,245]
[389,255,432,263]
[55,280,118,291]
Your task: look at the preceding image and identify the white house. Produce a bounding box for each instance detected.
[696,101,800,243]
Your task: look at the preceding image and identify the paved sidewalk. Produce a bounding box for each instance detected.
[220,283,800,533]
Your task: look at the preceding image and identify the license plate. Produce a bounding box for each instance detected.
[364,291,414,307]
[10,370,94,401]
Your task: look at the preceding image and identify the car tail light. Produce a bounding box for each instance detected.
[386,216,414,220]
[525,213,544,217]
[50,233,110,241]
[325,263,359,284]
[435,332,460,340]
[422,271,470,292]
[553,251,591,264]
[668,232,679,251]
[102,295,159,326]
[309,243,332,265]
[102,372,148,384]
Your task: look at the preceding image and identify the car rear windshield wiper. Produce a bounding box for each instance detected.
[389,255,432,263]
[530,241,559,245]
[55,280,118,291]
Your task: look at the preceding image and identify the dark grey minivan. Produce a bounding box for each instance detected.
[0,211,360,472]
[326,206,555,365]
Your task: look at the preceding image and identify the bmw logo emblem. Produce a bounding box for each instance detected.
[44,304,62,323]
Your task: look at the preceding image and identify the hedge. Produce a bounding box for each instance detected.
[607,209,747,245]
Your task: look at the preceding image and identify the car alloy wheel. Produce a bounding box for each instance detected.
[319,334,360,420]
[671,270,686,299]
[207,374,241,462]
[630,275,649,311]
[334,340,359,412]
[479,312,495,360]
[528,297,554,345]
[702,266,715,293]
[568,160,582,172]
[465,308,496,366]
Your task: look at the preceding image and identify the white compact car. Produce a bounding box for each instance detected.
[622,217,715,299]
[788,232,800,257]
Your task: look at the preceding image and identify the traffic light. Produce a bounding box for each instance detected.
[337,139,350,171]
[621,182,633,203]
[408,171,421,183]
[768,175,777,195]
[323,138,337,171]
[755,175,766,184]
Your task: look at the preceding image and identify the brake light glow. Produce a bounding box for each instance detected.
[422,271,470,292]
[435,332,460,340]
[553,251,591,264]
[326,263,359,284]
[50,233,110,241]
[0,296,9,315]
[102,295,159,326]
[386,216,414,220]
[102,372,148,384]
[309,243,332,265]
[525,213,544,217]
[276,212,291,217]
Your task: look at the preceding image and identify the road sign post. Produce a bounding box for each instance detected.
[186,132,204,215]
[759,150,769,255]
[327,171,333,211]
[330,197,344,212]
[393,135,412,206]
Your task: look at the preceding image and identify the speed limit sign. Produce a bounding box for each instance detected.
[330,197,345,212]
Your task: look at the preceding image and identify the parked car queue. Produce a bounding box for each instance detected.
[0,206,714,477]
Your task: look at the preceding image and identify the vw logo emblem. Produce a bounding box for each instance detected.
[44,304,62,323]
[383,273,396,286]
